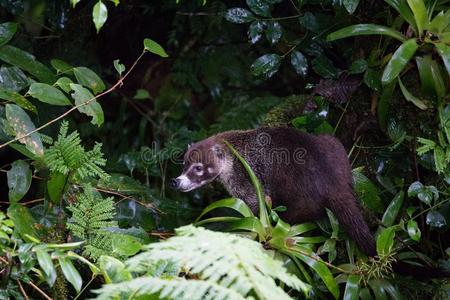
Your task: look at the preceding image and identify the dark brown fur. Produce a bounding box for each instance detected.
[183,127,376,256]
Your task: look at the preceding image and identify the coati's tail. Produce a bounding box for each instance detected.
[328,192,376,256]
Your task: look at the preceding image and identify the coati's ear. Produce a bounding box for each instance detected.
[212,144,224,159]
[187,143,193,149]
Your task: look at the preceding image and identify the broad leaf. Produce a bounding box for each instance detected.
[228,217,266,238]
[143,38,169,57]
[398,78,427,110]
[50,59,73,74]
[5,104,44,156]
[196,197,254,222]
[98,256,132,284]
[28,83,71,106]
[7,160,31,203]
[385,0,417,31]
[225,8,255,23]
[248,20,265,44]
[70,83,104,126]
[73,67,106,94]
[7,203,37,241]
[265,21,282,44]
[327,24,406,42]
[435,43,450,76]
[343,274,360,300]
[58,257,83,293]
[93,1,108,33]
[0,65,30,92]
[291,50,308,77]
[113,59,125,76]
[406,0,427,36]
[426,210,447,228]
[429,10,450,33]
[312,55,339,79]
[112,235,142,257]
[36,248,57,286]
[0,22,17,46]
[0,89,36,113]
[343,0,360,14]
[352,168,384,213]
[381,191,404,227]
[250,53,281,78]
[407,219,421,241]
[246,0,271,17]
[0,45,55,84]
[55,77,74,93]
[348,59,367,74]
[47,172,67,203]
[376,226,396,256]
[381,38,418,84]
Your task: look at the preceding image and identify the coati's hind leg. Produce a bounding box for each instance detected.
[327,192,376,256]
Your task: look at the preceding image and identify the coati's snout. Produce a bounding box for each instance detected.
[172,140,225,192]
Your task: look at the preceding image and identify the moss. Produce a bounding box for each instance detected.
[262,94,314,127]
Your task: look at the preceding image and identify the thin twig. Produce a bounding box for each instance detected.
[17,280,30,300]
[26,281,52,300]
[0,51,146,151]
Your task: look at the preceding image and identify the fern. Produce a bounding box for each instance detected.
[44,121,109,181]
[95,225,310,300]
[67,186,116,261]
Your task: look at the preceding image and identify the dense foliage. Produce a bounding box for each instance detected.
[0,0,449,299]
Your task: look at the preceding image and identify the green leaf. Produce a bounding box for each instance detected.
[133,89,150,100]
[93,1,108,33]
[435,43,450,76]
[368,279,388,300]
[47,172,67,203]
[0,89,36,113]
[248,20,265,44]
[406,0,427,36]
[385,0,417,31]
[343,0,360,14]
[225,8,255,23]
[376,226,396,256]
[7,160,31,203]
[398,78,427,110]
[143,38,169,57]
[416,56,445,100]
[326,24,406,42]
[352,168,384,213]
[343,274,360,300]
[429,10,450,33]
[98,256,132,284]
[250,53,281,78]
[426,210,447,228]
[71,0,80,7]
[73,67,106,94]
[377,81,396,130]
[288,223,317,236]
[113,59,125,76]
[50,59,73,74]
[36,249,57,286]
[228,217,266,237]
[348,59,367,74]
[291,245,340,299]
[246,0,271,17]
[381,38,418,85]
[55,77,74,93]
[5,104,44,156]
[291,50,308,77]
[407,219,421,241]
[70,83,104,126]
[407,181,423,197]
[0,45,55,84]
[265,21,282,44]
[28,83,71,106]
[112,235,142,257]
[312,55,339,79]
[7,204,37,241]
[58,257,82,293]
[0,65,29,92]
[381,191,404,227]
[0,22,17,46]
[196,197,254,223]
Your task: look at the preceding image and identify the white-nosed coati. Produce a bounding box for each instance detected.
[171,127,376,256]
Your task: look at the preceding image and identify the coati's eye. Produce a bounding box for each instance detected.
[195,165,203,172]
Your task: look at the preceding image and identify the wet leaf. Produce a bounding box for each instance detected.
[0,22,17,46]
[343,0,360,14]
[377,226,396,256]
[398,78,427,110]
[406,0,427,36]
[426,210,447,228]
[58,257,82,293]
[28,83,71,106]
[36,249,57,286]
[70,83,104,126]
[251,53,281,78]
[246,0,271,17]
[248,20,265,44]
[143,38,169,57]
[265,21,282,44]
[93,0,108,33]
[0,66,30,92]
[7,160,31,203]
[290,50,308,77]
[381,191,404,227]
[50,59,73,74]
[0,89,36,113]
[73,67,105,94]
[312,55,339,79]
[225,8,255,23]
[352,168,384,213]
[343,274,360,300]
[381,38,418,85]
[112,235,142,257]
[327,24,406,42]
[0,45,55,84]
[407,219,421,241]
[5,104,43,156]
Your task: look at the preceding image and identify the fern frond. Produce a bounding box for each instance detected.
[44,121,109,181]
[94,277,248,300]
[125,225,310,299]
[416,137,436,155]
